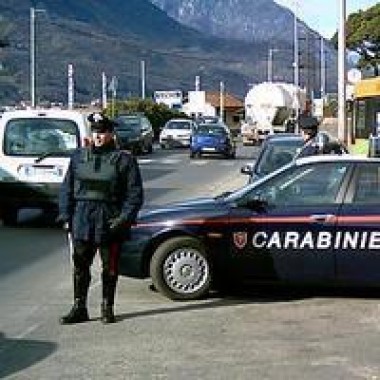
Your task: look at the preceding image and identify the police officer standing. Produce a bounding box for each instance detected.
[58,112,143,324]
[296,115,321,158]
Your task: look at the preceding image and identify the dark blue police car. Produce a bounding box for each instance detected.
[119,155,380,300]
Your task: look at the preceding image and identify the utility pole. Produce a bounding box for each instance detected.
[267,48,278,82]
[195,75,200,91]
[141,60,146,100]
[219,81,224,122]
[67,64,74,110]
[293,0,300,133]
[102,72,107,110]
[320,37,326,99]
[30,7,45,108]
[338,0,347,143]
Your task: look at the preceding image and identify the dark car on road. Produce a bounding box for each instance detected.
[118,155,380,301]
[241,132,348,183]
[190,122,236,159]
[114,114,154,154]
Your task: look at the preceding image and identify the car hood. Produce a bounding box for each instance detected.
[194,134,224,142]
[115,130,140,139]
[161,129,191,136]
[137,197,229,223]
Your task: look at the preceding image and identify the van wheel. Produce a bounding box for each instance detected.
[2,208,18,226]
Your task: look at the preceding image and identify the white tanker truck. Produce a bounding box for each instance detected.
[241,82,307,145]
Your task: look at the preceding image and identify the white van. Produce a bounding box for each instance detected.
[0,109,91,225]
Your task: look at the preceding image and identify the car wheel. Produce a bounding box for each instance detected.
[150,236,212,301]
[2,207,18,226]
[147,144,153,154]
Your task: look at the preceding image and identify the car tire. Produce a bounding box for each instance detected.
[147,143,153,154]
[2,207,18,226]
[150,236,212,301]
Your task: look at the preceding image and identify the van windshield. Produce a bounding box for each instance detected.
[4,118,80,156]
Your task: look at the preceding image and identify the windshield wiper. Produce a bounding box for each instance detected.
[35,150,72,163]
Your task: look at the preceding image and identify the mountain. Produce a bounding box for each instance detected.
[150,0,296,44]
[0,0,337,106]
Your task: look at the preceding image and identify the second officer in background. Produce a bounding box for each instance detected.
[296,115,321,158]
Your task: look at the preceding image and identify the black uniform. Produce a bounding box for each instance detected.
[58,113,143,324]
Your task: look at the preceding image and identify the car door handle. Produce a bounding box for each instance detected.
[310,214,336,223]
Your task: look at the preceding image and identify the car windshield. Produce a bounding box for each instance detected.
[226,160,350,205]
[165,121,191,130]
[196,124,227,135]
[115,117,141,131]
[255,139,304,176]
[4,118,79,156]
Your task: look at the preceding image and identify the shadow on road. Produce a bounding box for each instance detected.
[116,283,380,322]
[0,332,57,379]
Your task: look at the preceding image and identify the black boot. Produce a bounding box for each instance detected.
[101,300,115,324]
[60,270,90,325]
[101,274,117,324]
[60,298,89,324]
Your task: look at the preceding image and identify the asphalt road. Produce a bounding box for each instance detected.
[1,144,380,380]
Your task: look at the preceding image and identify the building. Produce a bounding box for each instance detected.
[182,90,243,130]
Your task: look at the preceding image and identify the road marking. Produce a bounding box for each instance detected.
[190,160,208,166]
[14,323,41,340]
[138,158,181,165]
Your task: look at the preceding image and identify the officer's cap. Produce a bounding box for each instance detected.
[298,115,319,133]
[88,112,116,133]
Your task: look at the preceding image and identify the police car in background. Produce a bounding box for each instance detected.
[119,155,380,300]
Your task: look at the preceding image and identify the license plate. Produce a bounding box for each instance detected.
[202,147,216,152]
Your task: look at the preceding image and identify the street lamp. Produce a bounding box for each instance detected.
[30,7,45,108]
[267,48,279,82]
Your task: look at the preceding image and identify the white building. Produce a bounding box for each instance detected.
[182,91,216,119]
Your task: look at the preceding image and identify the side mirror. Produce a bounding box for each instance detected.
[241,163,254,176]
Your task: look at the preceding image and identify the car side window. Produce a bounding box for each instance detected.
[353,164,380,204]
[248,162,349,206]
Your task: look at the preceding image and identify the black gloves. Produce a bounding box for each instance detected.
[108,216,127,234]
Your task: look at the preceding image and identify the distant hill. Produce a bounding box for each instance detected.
[0,0,337,105]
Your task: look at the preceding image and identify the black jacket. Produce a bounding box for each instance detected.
[59,144,143,243]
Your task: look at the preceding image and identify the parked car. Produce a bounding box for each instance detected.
[118,155,380,300]
[159,118,197,148]
[114,114,154,154]
[241,132,348,184]
[241,133,304,183]
[190,122,236,159]
[0,109,90,225]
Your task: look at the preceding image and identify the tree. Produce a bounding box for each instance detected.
[105,98,189,139]
[331,4,380,76]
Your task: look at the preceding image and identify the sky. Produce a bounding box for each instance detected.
[274,0,378,38]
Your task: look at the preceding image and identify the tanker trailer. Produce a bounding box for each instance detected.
[242,82,306,145]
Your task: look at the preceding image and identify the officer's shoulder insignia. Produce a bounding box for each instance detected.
[233,232,248,249]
